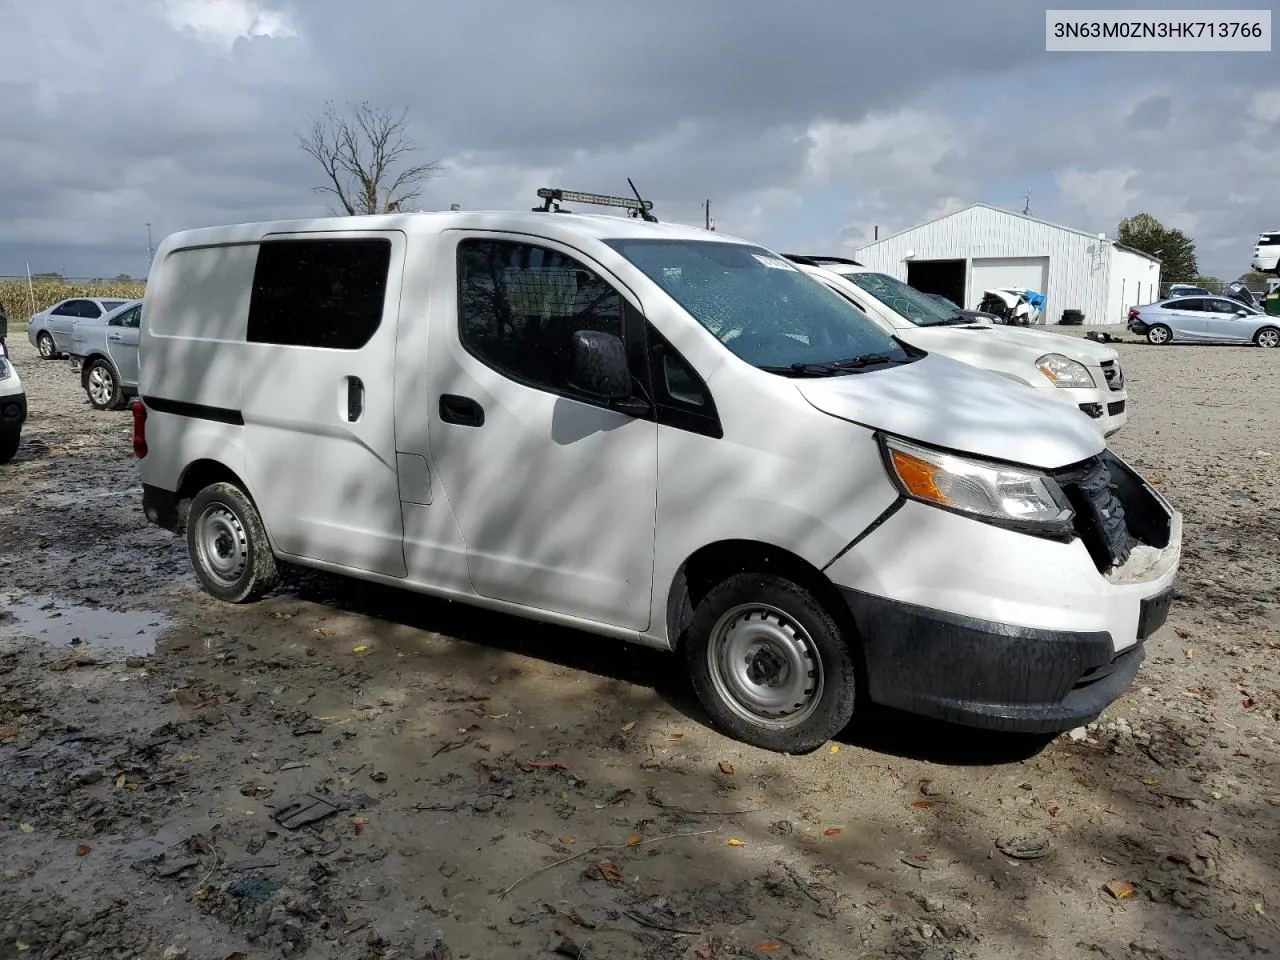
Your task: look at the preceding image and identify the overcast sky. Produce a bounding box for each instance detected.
[0,0,1275,279]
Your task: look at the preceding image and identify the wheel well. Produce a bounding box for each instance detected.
[173,460,254,531]
[666,540,852,652]
[1256,324,1279,339]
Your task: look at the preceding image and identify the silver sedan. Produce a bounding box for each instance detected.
[1127,296,1279,347]
[27,297,133,359]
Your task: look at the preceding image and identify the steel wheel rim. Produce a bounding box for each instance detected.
[195,503,248,586]
[38,334,54,357]
[706,603,824,730]
[1259,329,1279,348]
[1149,326,1169,344]
[88,366,114,405]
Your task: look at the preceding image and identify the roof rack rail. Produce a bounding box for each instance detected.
[781,254,823,266]
[534,181,657,222]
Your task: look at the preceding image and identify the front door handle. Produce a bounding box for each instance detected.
[108,333,123,341]
[347,376,364,422]
[439,394,485,427]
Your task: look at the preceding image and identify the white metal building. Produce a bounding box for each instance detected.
[852,203,1162,326]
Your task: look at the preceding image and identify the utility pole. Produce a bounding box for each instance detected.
[703,199,711,230]
[1022,191,1031,215]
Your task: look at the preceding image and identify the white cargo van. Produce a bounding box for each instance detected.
[133,192,1181,753]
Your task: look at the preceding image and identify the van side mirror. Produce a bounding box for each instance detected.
[566,330,631,400]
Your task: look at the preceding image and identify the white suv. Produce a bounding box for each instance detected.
[1251,231,1280,274]
[789,258,1129,438]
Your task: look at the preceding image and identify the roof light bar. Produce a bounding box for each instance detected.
[534,186,657,221]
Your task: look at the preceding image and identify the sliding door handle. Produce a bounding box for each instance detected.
[439,394,484,427]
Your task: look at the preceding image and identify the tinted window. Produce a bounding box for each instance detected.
[607,239,910,372]
[1166,298,1205,312]
[111,304,142,328]
[247,239,391,349]
[1259,234,1280,246]
[99,300,127,311]
[51,301,77,317]
[457,239,624,394]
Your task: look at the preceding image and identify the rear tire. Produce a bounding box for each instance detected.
[186,482,279,603]
[85,359,124,410]
[685,573,857,754]
[0,434,18,464]
[1146,324,1172,345]
[37,333,58,359]
[1255,326,1279,348]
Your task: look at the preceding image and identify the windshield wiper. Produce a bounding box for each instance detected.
[758,352,908,377]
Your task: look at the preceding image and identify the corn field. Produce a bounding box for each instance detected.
[0,278,146,325]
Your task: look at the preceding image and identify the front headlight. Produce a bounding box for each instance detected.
[1036,353,1095,388]
[882,436,1074,535]
[0,357,9,380]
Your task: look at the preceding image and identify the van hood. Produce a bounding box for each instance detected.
[794,353,1104,469]
[932,323,1118,363]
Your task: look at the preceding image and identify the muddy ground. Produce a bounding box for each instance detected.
[1,331,1278,960]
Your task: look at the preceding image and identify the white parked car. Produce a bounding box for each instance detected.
[789,259,1129,437]
[0,351,26,463]
[132,196,1181,753]
[1251,230,1280,274]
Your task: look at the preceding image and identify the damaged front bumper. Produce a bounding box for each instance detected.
[825,451,1180,733]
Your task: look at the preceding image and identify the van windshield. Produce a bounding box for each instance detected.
[835,271,962,327]
[606,239,914,375]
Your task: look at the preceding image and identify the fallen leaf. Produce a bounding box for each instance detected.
[748,796,768,803]
[1168,853,1190,866]
[558,836,576,845]
[16,942,29,952]
[1103,880,1136,901]
[666,733,684,742]
[351,816,369,836]
[526,759,568,770]
[823,828,843,837]
[625,834,641,846]
[888,771,903,787]
[1256,903,1266,917]
[179,754,198,762]
[75,844,91,857]
[755,941,782,953]
[18,824,33,833]
[1047,805,1061,818]
[167,643,188,653]
[174,690,205,709]
[1142,778,1161,786]
[621,721,635,732]
[352,645,369,654]
[597,859,623,884]
[829,744,840,753]
[1243,698,1256,709]
[726,838,747,846]
[1099,856,1118,865]
[1265,797,1280,807]
[718,761,735,775]
[115,773,126,790]
[911,800,936,809]
[1184,648,1194,659]
[0,729,18,741]
[1174,627,1192,639]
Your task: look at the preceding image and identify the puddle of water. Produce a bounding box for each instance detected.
[0,596,171,657]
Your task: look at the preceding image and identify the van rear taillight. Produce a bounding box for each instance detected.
[130,398,147,458]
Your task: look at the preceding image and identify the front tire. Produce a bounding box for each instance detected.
[37,333,58,359]
[186,482,279,603]
[685,573,857,754]
[85,359,123,410]
[1255,326,1279,348]
[1146,324,1172,345]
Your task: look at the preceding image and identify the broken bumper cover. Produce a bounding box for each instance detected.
[840,588,1161,733]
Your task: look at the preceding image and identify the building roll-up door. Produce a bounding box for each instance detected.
[969,256,1050,313]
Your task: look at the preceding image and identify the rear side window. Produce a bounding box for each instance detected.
[456,238,624,394]
[1166,298,1204,312]
[112,304,142,328]
[1260,234,1280,246]
[247,238,391,349]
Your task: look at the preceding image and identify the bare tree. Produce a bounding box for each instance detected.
[299,101,442,215]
